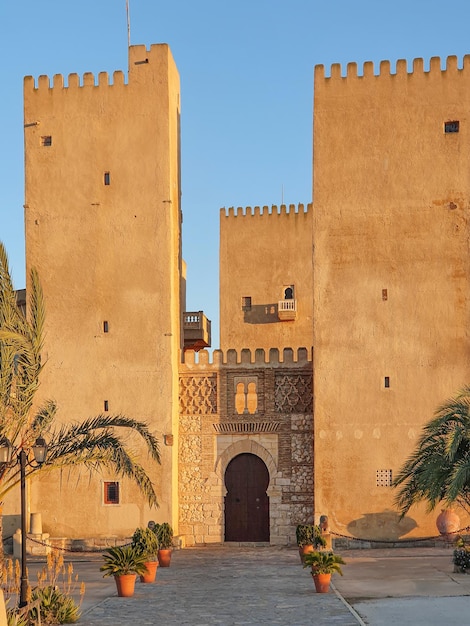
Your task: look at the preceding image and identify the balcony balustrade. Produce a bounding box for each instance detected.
[278,299,297,321]
[183,311,211,350]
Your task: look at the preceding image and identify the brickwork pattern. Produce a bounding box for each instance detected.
[178,348,314,546]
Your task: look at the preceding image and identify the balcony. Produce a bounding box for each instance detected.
[278,299,297,321]
[183,311,211,351]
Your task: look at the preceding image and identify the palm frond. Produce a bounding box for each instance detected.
[49,415,161,464]
[0,414,161,506]
[0,243,17,319]
[394,385,470,516]
[28,400,57,438]
[0,247,44,441]
[28,268,45,359]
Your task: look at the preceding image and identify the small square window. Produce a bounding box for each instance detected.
[41,136,52,147]
[241,296,252,310]
[444,121,459,133]
[104,481,120,504]
[104,172,110,185]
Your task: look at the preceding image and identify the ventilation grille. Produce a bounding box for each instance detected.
[213,422,280,434]
[376,469,393,487]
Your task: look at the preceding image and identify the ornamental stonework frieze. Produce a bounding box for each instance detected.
[179,375,217,415]
[274,372,313,413]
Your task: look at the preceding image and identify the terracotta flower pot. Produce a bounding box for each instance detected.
[114,573,137,597]
[436,508,460,537]
[299,545,314,564]
[158,548,172,567]
[140,561,158,583]
[312,573,331,593]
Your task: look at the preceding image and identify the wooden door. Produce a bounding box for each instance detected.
[224,453,270,542]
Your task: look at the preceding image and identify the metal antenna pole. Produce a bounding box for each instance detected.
[126,0,131,48]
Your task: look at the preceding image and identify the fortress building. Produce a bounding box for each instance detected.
[7,45,469,547]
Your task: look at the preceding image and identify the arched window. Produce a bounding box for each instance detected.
[284,286,293,299]
[234,377,258,414]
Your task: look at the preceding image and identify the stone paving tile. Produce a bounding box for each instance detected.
[79,547,359,625]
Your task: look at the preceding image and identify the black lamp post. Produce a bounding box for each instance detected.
[0,436,47,607]
[0,438,12,465]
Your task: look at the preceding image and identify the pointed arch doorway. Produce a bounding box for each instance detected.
[224,453,270,542]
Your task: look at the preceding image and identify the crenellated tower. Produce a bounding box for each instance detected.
[313,55,470,537]
[220,203,313,353]
[24,44,183,538]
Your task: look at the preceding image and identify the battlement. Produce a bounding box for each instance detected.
[315,54,470,82]
[181,347,312,370]
[24,71,127,91]
[221,203,311,218]
[23,43,174,92]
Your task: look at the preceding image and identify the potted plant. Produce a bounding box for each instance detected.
[132,527,160,583]
[303,550,346,593]
[154,522,174,567]
[296,524,326,562]
[452,536,470,573]
[100,545,149,597]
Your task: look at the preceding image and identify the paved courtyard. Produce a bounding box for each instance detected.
[22,544,470,625]
[77,546,359,625]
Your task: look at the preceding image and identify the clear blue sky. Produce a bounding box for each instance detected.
[2,0,470,347]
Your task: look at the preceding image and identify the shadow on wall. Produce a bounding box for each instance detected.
[347,510,417,541]
[3,515,20,539]
[243,304,279,325]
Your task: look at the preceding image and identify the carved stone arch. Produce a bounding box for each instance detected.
[215,439,278,492]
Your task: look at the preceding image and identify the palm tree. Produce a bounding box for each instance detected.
[394,386,470,517]
[0,242,161,554]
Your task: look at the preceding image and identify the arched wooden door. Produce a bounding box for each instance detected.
[224,453,270,542]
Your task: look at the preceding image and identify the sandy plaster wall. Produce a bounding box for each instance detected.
[24,44,182,538]
[312,56,470,538]
[219,205,314,353]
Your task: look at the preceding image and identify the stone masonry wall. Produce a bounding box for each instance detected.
[178,348,314,546]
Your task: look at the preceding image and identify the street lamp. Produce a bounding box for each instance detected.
[0,436,47,607]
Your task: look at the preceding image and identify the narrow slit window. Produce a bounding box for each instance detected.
[382,289,388,301]
[104,172,110,185]
[444,121,459,133]
[104,400,109,412]
[104,481,120,504]
[103,321,109,333]
[41,136,52,147]
[384,376,390,388]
